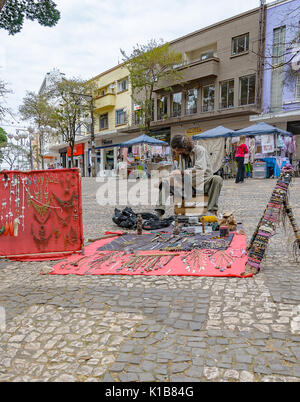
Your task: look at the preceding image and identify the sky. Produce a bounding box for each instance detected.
[0,0,274,135]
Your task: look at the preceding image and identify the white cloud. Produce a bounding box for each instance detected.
[0,0,273,131]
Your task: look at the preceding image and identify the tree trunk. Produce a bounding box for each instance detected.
[39,133,45,169]
[0,0,7,12]
[36,147,40,170]
[70,141,74,168]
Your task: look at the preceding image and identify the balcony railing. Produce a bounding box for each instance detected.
[94,93,116,110]
[219,102,234,110]
[171,110,182,118]
[185,106,197,115]
[201,104,215,113]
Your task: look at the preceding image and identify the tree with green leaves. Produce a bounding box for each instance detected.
[0,0,60,35]
[48,76,95,168]
[121,39,183,135]
[19,91,57,169]
[0,127,7,146]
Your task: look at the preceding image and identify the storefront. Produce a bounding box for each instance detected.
[150,128,170,144]
[67,143,85,176]
[88,143,120,176]
[59,147,67,168]
[287,121,300,160]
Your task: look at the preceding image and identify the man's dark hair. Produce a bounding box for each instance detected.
[171,135,194,153]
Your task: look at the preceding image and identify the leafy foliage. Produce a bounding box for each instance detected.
[19,91,56,168]
[47,76,95,167]
[0,0,60,35]
[121,39,183,134]
[0,127,7,145]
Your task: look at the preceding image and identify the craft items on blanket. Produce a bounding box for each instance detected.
[96,231,234,253]
[118,253,179,274]
[181,249,214,273]
[218,211,237,231]
[50,230,251,277]
[137,213,143,235]
[209,250,235,272]
[244,164,296,275]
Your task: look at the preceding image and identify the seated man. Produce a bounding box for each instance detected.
[155,134,223,216]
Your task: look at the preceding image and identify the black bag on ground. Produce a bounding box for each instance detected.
[112,208,173,230]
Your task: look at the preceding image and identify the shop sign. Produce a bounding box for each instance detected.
[261,135,274,154]
[134,104,142,111]
[67,143,84,157]
[186,127,202,136]
[102,139,113,145]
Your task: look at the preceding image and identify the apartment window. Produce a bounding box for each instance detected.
[296,75,300,100]
[239,75,256,106]
[201,51,214,61]
[273,26,286,66]
[117,78,128,92]
[171,92,182,117]
[185,88,198,115]
[99,113,108,130]
[202,85,215,112]
[116,108,127,125]
[220,80,234,109]
[232,33,249,56]
[157,96,168,119]
[271,26,286,110]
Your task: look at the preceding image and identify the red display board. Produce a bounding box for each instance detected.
[0,168,84,261]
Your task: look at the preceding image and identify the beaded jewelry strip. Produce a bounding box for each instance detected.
[246,165,294,273]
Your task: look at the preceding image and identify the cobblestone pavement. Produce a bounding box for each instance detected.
[0,177,300,382]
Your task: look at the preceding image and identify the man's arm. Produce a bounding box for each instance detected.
[191,146,207,172]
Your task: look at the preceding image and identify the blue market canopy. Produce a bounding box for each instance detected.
[120,134,168,147]
[233,122,292,137]
[193,126,235,140]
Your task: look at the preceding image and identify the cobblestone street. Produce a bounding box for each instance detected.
[0,177,300,382]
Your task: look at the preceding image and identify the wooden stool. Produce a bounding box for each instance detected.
[174,194,209,216]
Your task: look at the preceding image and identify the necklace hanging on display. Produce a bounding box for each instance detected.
[13,218,20,237]
[31,224,52,250]
[33,210,51,225]
[52,192,74,210]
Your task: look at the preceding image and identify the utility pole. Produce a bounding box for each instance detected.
[89,97,96,178]
[256,0,266,110]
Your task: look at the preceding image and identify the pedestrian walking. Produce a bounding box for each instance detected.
[235,135,248,183]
